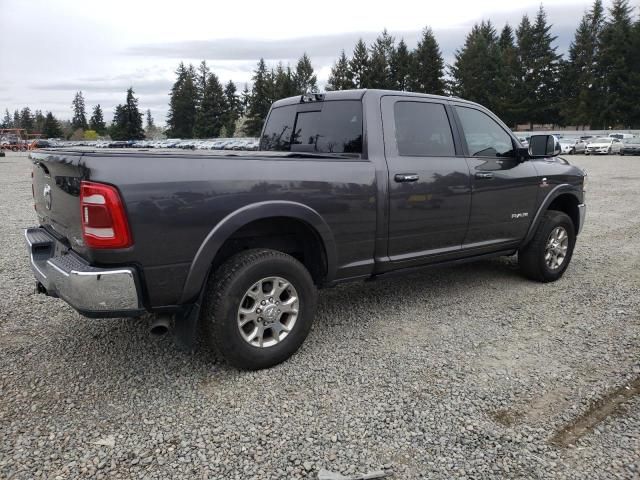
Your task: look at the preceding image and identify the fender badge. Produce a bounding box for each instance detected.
[540,177,549,188]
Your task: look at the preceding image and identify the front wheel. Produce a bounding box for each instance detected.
[518,210,576,282]
[201,249,317,370]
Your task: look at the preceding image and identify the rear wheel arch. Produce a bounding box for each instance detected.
[179,201,336,304]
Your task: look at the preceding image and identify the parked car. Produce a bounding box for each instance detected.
[609,133,634,140]
[621,137,640,155]
[559,138,587,155]
[26,89,586,370]
[585,136,623,155]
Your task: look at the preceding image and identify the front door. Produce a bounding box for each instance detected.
[382,97,471,264]
[453,105,539,248]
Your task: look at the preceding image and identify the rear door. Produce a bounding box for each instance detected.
[452,105,539,248]
[381,96,471,264]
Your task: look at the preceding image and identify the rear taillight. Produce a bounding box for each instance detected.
[80,181,132,249]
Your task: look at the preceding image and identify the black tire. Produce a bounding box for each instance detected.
[518,210,576,282]
[201,249,317,370]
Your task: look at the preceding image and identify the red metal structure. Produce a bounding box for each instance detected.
[0,128,42,151]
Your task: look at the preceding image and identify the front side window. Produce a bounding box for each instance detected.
[393,102,455,156]
[455,107,514,157]
[261,100,362,154]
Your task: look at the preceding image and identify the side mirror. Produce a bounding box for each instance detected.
[528,134,561,157]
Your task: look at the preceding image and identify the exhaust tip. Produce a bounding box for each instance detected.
[149,315,171,336]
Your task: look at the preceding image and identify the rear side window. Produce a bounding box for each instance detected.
[393,102,455,156]
[455,106,514,157]
[261,100,362,154]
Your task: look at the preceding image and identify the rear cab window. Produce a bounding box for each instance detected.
[393,101,455,156]
[260,100,363,154]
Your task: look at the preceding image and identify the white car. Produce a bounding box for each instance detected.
[559,138,587,154]
[585,137,623,155]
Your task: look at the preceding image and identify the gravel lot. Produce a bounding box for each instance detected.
[1,151,639,479]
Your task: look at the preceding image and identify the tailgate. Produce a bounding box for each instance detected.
[31,150,86,251]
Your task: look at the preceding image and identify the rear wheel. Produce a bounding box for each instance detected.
[201,249,317,370]
[518,210,576,282]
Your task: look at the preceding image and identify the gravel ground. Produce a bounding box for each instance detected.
[1,151,639,479]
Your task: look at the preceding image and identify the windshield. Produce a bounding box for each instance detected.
[260,100,363,154]
[623,138,637,144]
[592,137,610,143]
[560,139,576,144]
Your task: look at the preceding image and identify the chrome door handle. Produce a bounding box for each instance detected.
[395,174,419,182]
[475,172,494,179]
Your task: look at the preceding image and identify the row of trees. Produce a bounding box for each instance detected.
[1,89,157,140]
[4,0,639,138]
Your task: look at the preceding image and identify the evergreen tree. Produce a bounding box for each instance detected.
[166,62,198,138]
[110,88,144,140]
[34,110,45,134]
[274,63,297,99]
[409,27,445,94]
[246,58,274,137]
[1,109,12,128]
[596,0,635,128]
[146,109,155,129]
[89,104,106,135]
[496,24,520,127]
[194,72,226,138]
[367,29,395,89]
[629,11,640,126]
[240,84,251,116]
[327,50,355,91]
[71,91,88,130]
[390,39,411,91]
[43,112,63,138]
[560,0,605,127]
[349,39,369,88]
[293,53,318,94]
[223,81,241,137]
[13,110,20,129]
[20,107,34,132]
[449,22,502,112]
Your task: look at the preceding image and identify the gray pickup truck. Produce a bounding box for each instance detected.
[26,89,586,369]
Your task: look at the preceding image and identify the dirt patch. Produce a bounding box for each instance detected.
[550,376,640,447]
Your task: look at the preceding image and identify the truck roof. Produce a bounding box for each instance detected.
[272,89,479,109]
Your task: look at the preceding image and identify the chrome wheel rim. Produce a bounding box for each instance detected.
[237,276,299,348]
[545,226,569,270]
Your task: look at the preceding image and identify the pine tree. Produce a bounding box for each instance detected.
[166,62,198,138]
[367,29,395,89]
[240,84,250,116]
[349,39,369,88]
[293,53,318,94]
[327,50,355,91]
[628,12,640,126]
[274,63,297,99]
[560,1,604,127]
[43,112,63,138]
[110,88,144,140]
[146,109,154,129]
[223,81,241,137]
[449,22,502,112]
[1,109,12,128]
[194,72,226,138]
[89,104,106,135]
[596,0,635,128]
[246,58,274,137]
[13,110,20,129]
[34,110,45,134]
[390,40,411,91]
[71,91,88,130]
[20,107,34,132]
[496,24,520,127]
[409,27,446,95]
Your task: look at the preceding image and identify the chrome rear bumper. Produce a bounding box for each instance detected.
[25,227,143,317]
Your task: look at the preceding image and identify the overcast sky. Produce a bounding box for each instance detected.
[0,0,610,125]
